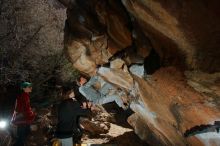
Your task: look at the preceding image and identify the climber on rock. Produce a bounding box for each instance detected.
[77,67,129,110]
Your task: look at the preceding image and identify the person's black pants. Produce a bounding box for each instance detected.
[72,128,83,143]
[13,125,30,146]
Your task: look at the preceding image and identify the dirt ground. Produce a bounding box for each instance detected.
[19,104,148,146]
[82,123,148,146]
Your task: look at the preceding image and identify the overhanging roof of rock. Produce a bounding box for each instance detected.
[62,0,220,74]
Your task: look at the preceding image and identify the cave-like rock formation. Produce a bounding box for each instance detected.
[0,0,76,101]
[61,0,220,145]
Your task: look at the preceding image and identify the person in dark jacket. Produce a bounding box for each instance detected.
[11,82,36,146]
[56,85,93,146]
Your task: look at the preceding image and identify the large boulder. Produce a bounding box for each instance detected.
[63,0,220,145]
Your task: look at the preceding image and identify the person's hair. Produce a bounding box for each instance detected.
[61,83,82,100]
[76,76,81,83]
[62,85,73,97]
[76,74,88,85]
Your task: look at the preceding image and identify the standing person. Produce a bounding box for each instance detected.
[11,82,36,146]
[55,85,92,146]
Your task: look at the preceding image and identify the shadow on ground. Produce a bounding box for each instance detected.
[104,131,149,146]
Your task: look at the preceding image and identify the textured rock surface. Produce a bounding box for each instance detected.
[3,0,220,145]
[0,0,79,102]
[63,0,220,145]
[0,0,66,72]
[134,67,220,145]
[63,0,220,74]
[97,66,220,145]
[122,0,220,72]
[63,0,132,75]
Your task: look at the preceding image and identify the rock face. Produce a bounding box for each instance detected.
[134,67,220,145]
[0,0,66,83]
[64,0,132,75]
[63,0,220,74]
[0,0,78,103]
[122,0,220,72]
[62,0,220,145]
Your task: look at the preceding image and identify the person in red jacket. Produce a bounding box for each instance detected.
[11,82,36,146]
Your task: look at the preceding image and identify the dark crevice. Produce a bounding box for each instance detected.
[102,102,134,128]
[184,121,220,137]
[108,49,126,61]
[144,48,161,75]
[104,131,150,146]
